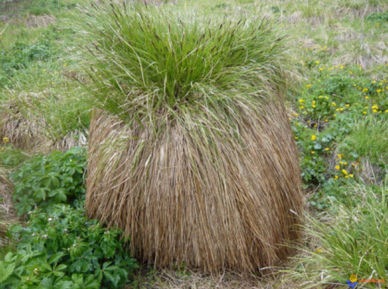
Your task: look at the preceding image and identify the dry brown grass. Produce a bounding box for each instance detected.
[25,15,56,28]
[358,157,386,185]
[51,130,88,152]
[0,96,46,151]
[0,167,17,247]
[86,99,304,273]
[131,269,302,289]
[0,93,87,152]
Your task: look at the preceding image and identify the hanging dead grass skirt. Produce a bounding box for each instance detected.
[86,101,303,273]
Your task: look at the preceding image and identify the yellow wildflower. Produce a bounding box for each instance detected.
[291,112,299,117]
[306,84,312,88]
[334,175,339,180]
[342,169,348,175]
[311,151,315,155]
[3,137,9,143]
[315,60,320,65]
[331,102,337,106]
[335,165,340,170]
[363,111,367,114]
[372,80,376,84]
[324,147,329,151]
[349,275,357,283]
[376,89,382,93]
[337,154,342,159]
[349,174,354,178]
[345,104,350,108]
[311,135,317,141]
[362,88,368,93]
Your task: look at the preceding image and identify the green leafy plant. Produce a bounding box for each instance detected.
[10,147,86,216]
[1,204,138,289]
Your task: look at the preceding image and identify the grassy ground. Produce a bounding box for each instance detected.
[0,0,387,288]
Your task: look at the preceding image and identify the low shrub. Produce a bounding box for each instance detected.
[0,204,138,289]
[10,147,86,216]
[1,147,138,288]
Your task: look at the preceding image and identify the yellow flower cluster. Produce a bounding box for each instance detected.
[333,154,358,180]
[2,137,9,143]
[318,63,345,72]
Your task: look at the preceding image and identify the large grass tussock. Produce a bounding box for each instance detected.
[83,2,303,273]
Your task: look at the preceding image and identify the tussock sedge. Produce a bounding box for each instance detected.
[81,1,304,273]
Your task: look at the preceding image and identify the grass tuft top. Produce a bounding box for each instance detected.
[80,1,292,123]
